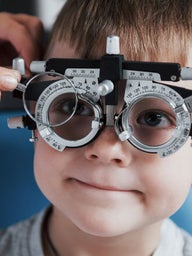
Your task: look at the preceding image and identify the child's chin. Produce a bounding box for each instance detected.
[70,212,142,238]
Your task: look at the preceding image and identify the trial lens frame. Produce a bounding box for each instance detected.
[9,35,192,157]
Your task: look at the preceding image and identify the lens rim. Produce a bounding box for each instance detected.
[117,81,191,157]
[36,95,103,151]
[22,71,78,127]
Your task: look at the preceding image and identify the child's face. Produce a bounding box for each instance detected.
[34,40,192,237]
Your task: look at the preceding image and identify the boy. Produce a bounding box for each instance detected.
[1,1,192,255]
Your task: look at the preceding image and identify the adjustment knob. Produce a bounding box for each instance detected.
[106,35,120,55]
[98,80,114,96]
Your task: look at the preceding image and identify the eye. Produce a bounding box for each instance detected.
[55,99,93,116]
[75,102,93,116]
[137,111,175,128]
[60,100,76,114]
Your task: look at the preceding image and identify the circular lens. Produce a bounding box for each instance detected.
[120,81,191,156]
[124,97,176,146]
[22,72,78,127]
[48,93,77,127]
[36,96,102,151]
[52,96,96,140]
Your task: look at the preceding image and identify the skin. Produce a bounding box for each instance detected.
[0,28,192,255]
[0,12,44,70]
[0,12,44,98]
[1,8,191,256]
[32,41,192,256]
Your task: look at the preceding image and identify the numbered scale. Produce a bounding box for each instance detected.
[9,35,192,157]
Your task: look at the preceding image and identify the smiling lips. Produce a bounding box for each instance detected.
[68,178,140,193]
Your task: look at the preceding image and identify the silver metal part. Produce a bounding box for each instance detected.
[120,80,191,157]
[30,61,46,73]
[181,67,192,80]
[118,130,131,141]
[106,105,115,126]
[12,57,25,75]
[16,83,26,92]
[22,71,70,126]
[106,35,120,54]
[184,95,192,112]
[123,70,161,81]
[65,68,100,78]
[98,80,114,96]
[36,97,102,151]
[32,73,102,151]
[29,131,38,143]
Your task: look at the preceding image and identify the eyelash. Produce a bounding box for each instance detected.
[136,110,175,129]
[53,100,92,116]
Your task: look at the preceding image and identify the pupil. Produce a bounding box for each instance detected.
[144,112,162,126]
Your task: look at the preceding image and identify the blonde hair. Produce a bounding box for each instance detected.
[48,0,192,65]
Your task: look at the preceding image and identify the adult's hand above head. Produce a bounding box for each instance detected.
[0,12,44,75]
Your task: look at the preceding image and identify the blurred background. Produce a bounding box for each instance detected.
[0,0,66,110]
[0,0,192,235]
[0,0,66,227]
[0,0,65,31]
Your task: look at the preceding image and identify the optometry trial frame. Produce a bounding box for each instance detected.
[8,35,192,157]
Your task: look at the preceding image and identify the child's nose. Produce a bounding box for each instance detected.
[84,127,133,167]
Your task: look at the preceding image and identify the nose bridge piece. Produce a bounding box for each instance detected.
[105,105,116,126]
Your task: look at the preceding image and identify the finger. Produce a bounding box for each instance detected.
[0,13,44,69]
[0,67,21,91]
[13,14,44,65]
[14,13,44,45]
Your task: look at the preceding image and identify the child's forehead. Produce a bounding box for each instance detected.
[46,40,81,59]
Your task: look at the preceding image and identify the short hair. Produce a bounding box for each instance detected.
[47,0,192,65]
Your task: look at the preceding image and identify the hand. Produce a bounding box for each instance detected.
[0,12,44,75]
[0,67,20,98]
